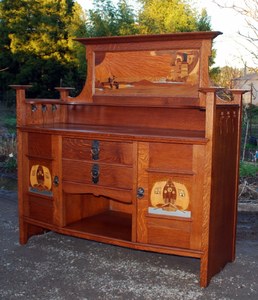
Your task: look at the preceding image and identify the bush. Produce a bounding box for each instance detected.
[0,133,17,172]
[3,116,16,133]
[239,161,258,178]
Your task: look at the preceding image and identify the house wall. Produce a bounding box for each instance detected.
[233,74,258,106]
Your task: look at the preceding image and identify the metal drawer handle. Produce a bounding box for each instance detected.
[53,175,59,187]
[91,164,99,184]
[91,140,100,160]
[137,187,145,199]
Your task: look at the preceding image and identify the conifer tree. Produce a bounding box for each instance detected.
[0,0,87,99]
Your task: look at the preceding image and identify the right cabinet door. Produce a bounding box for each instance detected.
[137,142,205,251]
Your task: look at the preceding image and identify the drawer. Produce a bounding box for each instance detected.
[149,143,193,171]
[62,138,133,165]
[147,217,191,248]
[63,160,133,190]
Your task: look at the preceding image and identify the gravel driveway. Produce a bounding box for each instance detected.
[0,190,257,300]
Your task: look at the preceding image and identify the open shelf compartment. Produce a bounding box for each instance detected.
[64,210,132,241]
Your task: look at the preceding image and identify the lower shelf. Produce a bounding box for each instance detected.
[64,210,132,241]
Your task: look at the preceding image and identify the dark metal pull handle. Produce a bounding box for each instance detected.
[52,104,57,112]
[41,104,47,112]
[91,140,100,160]
[53,175,59,187]
[91,164,99,184]
[137,187,145,199]
[31,104,37,112]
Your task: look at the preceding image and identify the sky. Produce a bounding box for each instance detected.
[76,0,254,68]
[198,0,254,68]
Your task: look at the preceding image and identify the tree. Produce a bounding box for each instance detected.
[213,0,258,67]
[86,0,139,37]
[137,0,216,76]
[0,0,87,100]
[197,8,212,31]
[86,0,218,83]
[138,0,211,34]
[211,66,243,88]
[0,0,15,104]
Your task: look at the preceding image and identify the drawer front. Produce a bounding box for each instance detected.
[149,143,193,171]
[63,160,133,190]
[62,138,133,165]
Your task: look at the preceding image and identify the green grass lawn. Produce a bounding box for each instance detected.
[239,161,258,178]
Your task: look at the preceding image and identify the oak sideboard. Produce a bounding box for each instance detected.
[12,31,245,287]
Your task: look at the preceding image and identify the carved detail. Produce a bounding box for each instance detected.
[219,109,238,136]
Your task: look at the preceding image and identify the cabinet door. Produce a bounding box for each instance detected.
[24,133,62,226]
[147,172,193,249]
[137,142,204,251]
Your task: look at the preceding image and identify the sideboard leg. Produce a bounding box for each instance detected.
[19,219,46,245]
[200,256,209,288]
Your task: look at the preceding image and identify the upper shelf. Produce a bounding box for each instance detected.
[74,31,222,45]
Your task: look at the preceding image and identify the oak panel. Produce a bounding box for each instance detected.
[28,133,52,158]
[149,143,193,170]
[27,195,53,224]
[147,217,191,249]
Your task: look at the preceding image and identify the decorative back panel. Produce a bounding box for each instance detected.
[74,32,222,103]
[94,49,200,97]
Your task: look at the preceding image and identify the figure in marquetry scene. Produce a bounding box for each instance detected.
[108,75,119,89]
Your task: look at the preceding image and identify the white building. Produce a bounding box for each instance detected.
[232,73,258,106]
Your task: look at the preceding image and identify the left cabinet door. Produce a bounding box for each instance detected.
[20,132,63,235]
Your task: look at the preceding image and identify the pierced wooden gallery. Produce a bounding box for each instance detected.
[12,31,245,287]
